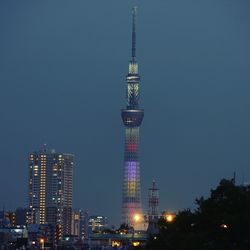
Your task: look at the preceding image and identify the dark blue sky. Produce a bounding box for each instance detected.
[0,0,250,225]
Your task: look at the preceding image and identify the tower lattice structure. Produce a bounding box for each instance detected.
[148,180,159,222]
[121,7,144,226]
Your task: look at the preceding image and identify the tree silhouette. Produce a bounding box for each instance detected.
[147,179,250,250]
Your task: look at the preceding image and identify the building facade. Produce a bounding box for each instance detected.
[121,7,144,227]
[15,208,29,226]
[88,215,108,234]
[28,147,74,235]
[71,210,88,239]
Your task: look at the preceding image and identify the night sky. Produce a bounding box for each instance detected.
[1,0,250,226]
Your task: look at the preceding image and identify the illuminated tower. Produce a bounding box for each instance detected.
[121,7,144,226]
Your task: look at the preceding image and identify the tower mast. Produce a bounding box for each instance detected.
[121,7,144,228]
[147,180,160,236]
[131,6,137,60]
[148,180,159,221]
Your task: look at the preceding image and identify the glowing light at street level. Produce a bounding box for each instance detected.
[220,224,228,229]
[132,241,140,247]
[40,238,45,250]
[133,214,141,223]
[165,213,176,223]
[112,241,121,247]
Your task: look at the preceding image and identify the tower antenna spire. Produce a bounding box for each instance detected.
[131,6,137,60]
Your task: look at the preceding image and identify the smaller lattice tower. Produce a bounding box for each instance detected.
[147,180,160,236]
[148,180,159,222]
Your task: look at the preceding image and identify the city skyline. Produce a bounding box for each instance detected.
[1,0,250,226]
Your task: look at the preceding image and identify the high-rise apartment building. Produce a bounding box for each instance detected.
[121,7,144,227]
[28,146,74,235]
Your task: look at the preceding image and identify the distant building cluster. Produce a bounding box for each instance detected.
[0,146,164,249]
[0,146,111,248]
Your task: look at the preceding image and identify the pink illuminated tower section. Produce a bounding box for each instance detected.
[121,7,144,226]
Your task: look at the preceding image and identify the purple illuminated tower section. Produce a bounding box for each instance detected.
[121,7,144,226]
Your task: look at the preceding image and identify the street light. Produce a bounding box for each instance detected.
[133,214,141,223]
[40,238,45,250]
[220,224,228,229]
[165,213,176,223]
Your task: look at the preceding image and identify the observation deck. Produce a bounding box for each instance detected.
[121,109,144,127]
